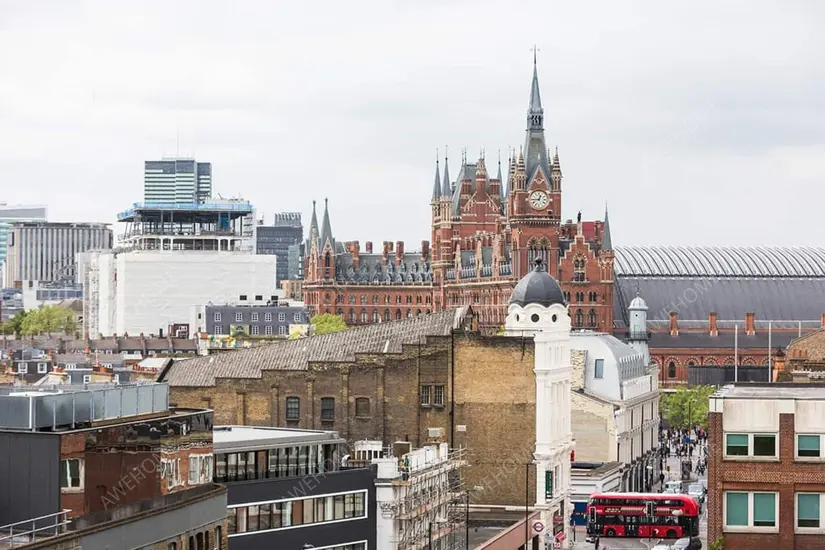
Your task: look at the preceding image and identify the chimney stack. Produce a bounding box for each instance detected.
[421,240,430,259]
[709,312,718,336]
[349,241,360,269]
[382,241,393,256]
[669,312,679,336]
[745,312,756,336]
[395,241,405,259]
[365,241,373,254]
[820,313,825,328]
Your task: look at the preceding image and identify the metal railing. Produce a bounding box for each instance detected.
[0,510,71,547]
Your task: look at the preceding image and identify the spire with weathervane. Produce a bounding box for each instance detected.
[320,198,334,253]
[524,47,552,188]
[431,153,442,203]
[602,204,613,252]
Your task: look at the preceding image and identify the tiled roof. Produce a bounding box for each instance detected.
[163,308,470,387]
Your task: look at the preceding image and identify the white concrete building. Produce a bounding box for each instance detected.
[505,257,575,548]
[569,331,661,492]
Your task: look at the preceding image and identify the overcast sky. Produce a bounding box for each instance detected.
[1,0,823,249]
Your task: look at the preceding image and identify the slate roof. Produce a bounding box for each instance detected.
[162,308,471,387]
[335,253,433,284]
[645,331,800,350]
[509,258,566,307]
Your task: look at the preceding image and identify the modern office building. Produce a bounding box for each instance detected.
[191,302,310,338]
[287,241,305,281]
[0,382,227,549]
[256,212,303,285]
[144,158,212,203]
[707,384,825,549]
[0,203,47,284]
[3,221,112,288]
[81,200,277,336]
[213,425,376,550]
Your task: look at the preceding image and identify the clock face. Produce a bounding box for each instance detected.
[529,190,549,210]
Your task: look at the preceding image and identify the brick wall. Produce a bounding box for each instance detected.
[708,410,825,550]
[59,433,87,517]
[571,392,612,462]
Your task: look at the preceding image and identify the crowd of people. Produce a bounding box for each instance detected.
[656,426,709,487]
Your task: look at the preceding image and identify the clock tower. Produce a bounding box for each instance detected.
[509,56,563,278]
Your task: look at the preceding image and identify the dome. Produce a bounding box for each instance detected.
[628,294,648,311]
[508,258,567,308]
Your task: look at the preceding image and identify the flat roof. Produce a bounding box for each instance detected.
[571,461,623,477]
[713,383,825,400]
[213,425,344,452]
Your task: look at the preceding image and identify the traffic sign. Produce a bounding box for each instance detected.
[553,543,561,549]
[532,520,545,534]
[555,531,566,542]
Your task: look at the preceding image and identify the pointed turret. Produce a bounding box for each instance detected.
[441,152,451,198]
[528,57,543,115]
[550,145,562,192]
[431,157,442,202]
[524,58,552,187]
[320,198,334,251]
[602,205,613,252]
[507,150,517,193]
[309,200,319,248]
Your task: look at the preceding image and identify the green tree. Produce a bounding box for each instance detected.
[310,314,348,335]
[660,385,717,429]
[19,306,77,336]
[0,323,12,335]
[495,325,506,336]
[709,536,725,550]
[8,310,28,336]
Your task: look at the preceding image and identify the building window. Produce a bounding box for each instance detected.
[573,257,586,282]
[251,312,259,322]
[396,310,402,320]
[188,455,214,485]
[251,326,259,336]
[265,325,273,335]
[796,493,823,531]
[113,374,120,384]
[320,398,335,421]
[214,325,223,335]
[724,433,777,459]
[265,312,272,322]
[396,296,402,304]
[797,434,822,459]
[37,362,48,374]
[724,491,777,531]
[372,310,380,322]
[167,542,177,550]
[227,491,367,535]
[65,363,76,370]
[278,312,286,322]
[278,326,287,336]
[594,359,604,379]
[214,312,222,322]
[239,295,248,301]
[293,312,301,323]
[384,310,391,321]
[255,295,263,301]
[574,309,583,327]
[355,397,370,417]
[235,312,243,322]
[349,295,355,304]
[360,295,367,304]
[420,385,431,406]
[83,375,91,384]
[286,397,300,421]
[667,361,676,378]
[360,311,367,323]
[17,363,27,374]
[433,385,445,407]
[60,458,83,490]
[162,458,182,489]
[588,309,597,327]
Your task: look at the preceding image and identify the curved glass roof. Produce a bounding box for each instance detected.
[614,246,825,278]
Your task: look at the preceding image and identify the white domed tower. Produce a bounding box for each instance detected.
[627,293,651,366]
[506,258,574,547]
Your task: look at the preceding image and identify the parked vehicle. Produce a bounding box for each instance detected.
[672,536,703,549]
[687,483,705,504]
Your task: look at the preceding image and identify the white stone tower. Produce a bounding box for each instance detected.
[627,293,652,366]
[505,257,575,548]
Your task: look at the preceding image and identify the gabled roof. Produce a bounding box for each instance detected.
[162,308,472,387]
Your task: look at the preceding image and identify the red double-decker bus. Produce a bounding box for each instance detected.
[586,492,700,539]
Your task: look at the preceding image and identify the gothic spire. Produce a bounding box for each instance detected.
[441,150,451,197]
[602,204,613,252]
[309,200,319,240]
[431,154,442,202]
[528,53,543,115]
[496,150,503,181]
[320,198,334,250]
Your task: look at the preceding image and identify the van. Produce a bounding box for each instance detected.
[664,480,683,494]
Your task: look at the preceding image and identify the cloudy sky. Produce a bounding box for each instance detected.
[1,0,823,248]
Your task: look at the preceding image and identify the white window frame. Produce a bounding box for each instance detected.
[37,362,47,374]
[251,325,259,336]
[278,325,287,336]
[433,385,445,407]
[188,454,214,485]
[251,312,259,322]
[723,432,779,460]
[278,312,286,322]
[795,433,824,461]
[65,363,77,370]
[163,458,182,489]
[17,363,27,374]
[214,325,223,335]
[293,312,301,322]
[60,458,84,491]
[214,312,222,322]
[102,363,113,368]
[83,375,91,384]
[235,312,243,322]
[795,492,825,534]
[264,312,272,322]
[723,491,779,533]
[265,325,273,335]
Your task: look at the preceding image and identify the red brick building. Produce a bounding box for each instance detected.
[707,384,825,549]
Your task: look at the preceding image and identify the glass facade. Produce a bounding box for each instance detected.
[227,491,366,535]
[215,443,336,483]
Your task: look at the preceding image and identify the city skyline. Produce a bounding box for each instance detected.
[2,1,823,248]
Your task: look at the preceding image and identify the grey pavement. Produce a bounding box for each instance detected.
[571,443,709,550]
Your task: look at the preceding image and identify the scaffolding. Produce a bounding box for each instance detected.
[375,444,469,550]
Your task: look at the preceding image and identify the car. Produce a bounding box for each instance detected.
[671,536,703,549]
[664,480,683,494]
[687,483,705,504]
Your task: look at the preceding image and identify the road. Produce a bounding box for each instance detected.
[570,449,708,550]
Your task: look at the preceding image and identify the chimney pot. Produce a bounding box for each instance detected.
[745,312,756,336]
[365,241,373,253]
[820,313,825,328]
[669,312,679,336]
[396,241,404,257]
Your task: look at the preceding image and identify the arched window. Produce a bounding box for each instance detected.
[348,295,355,304]
[348,310,355,323]
[360,295,367,304]
[573,256,586,282]
[360,311,367,323]
[372,295,379,304]
[372,310,380,322]
[384,310,391,321]
[396,309,402,320]
[407,310,413,318]
[588,309,597,327]
[668,362,676,378]
[575,309,584,327]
